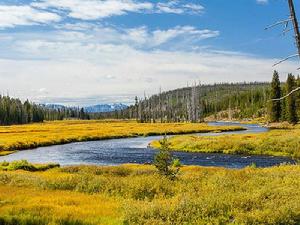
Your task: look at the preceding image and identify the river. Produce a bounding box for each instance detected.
[0,122,295,168]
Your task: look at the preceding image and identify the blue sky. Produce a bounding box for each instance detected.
[0,0,299,105]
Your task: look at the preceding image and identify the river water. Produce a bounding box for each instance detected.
[0,122,295,168]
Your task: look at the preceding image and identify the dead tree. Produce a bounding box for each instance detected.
[266,0,300,100]
[288,0,300,59]
[271,86,300,101]
[190,83,197,122]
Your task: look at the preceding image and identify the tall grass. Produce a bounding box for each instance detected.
[0,164,299,224]
[0,120,244,156]
[151,124,300,158]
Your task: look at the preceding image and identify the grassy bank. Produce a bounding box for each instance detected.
[151,124,300,158]
[0,163,299,224]
[0,120,244,156]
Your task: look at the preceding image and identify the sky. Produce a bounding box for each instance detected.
[0,0,299,106]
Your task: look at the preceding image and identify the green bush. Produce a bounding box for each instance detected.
[154,137,180,180]
[0,161,9,167]
[0,160,59,172]
[7,160,36,171]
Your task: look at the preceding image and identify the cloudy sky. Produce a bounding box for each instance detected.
[0,0,299,106]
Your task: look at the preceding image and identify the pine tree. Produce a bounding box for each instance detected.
[154,136,180,180]
[286,74,298,124]
[269,71,282,122]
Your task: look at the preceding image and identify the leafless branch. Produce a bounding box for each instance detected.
[270,87,300,101]
[273,54,299,67]
[280,28,293,36]
[265,18,292,30]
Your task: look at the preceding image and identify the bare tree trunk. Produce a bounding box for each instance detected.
[198,84,203,122]
[288,0,300,58]
[191,84,196,122]
[159,87,163,123]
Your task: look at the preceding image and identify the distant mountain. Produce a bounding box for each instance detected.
[84,103,128,113]
[42,104,66,110]
[42,103,128,113]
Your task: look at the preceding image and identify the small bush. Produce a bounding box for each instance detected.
[172,158,182,168]
[0,161,9,167]
[7,160,36,171]
[154,137,180,180]
[0,160,59,172]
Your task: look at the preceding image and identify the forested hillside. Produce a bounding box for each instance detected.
[0,96,89,125]
[98,72,300,123]
[96,82,271,122]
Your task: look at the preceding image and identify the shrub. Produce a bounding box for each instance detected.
[7,160,36,171]
[0,161,9,167]
[154,136,180,180]
[0,160,59,172]
[172,158,182,168]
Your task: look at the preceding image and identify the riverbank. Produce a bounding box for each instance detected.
[0,120,244,156]
[0,163,299,224]
[151,124,300,158]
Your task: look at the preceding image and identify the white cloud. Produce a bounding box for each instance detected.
[2,24,218,55]
[122,26,219,48]
[183,3,204,12]
[0,1,205,29]
[156,2,184,14]
[151,26,219,46]
[156,1,204,14]
[32,0,153,20]
[256,0,268,5]
[31,0,204,21]
[0,5,60,28]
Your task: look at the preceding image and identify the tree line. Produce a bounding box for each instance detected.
[96,82,270,122]
[269,71,300,124]
[0,95,89,125]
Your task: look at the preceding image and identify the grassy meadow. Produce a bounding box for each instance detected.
[151,124,300,158]
[0,120,244,156]
[0,162,299,224]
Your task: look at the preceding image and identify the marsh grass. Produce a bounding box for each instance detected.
[0,164,299,224]
[0,160,60,172]
[0,120,244,156]
[151,124,300,158]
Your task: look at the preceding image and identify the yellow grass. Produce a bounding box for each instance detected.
[0,164,299,224]
[0,120,244,155]
[0,186,121,225]
[151,124,300,158]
